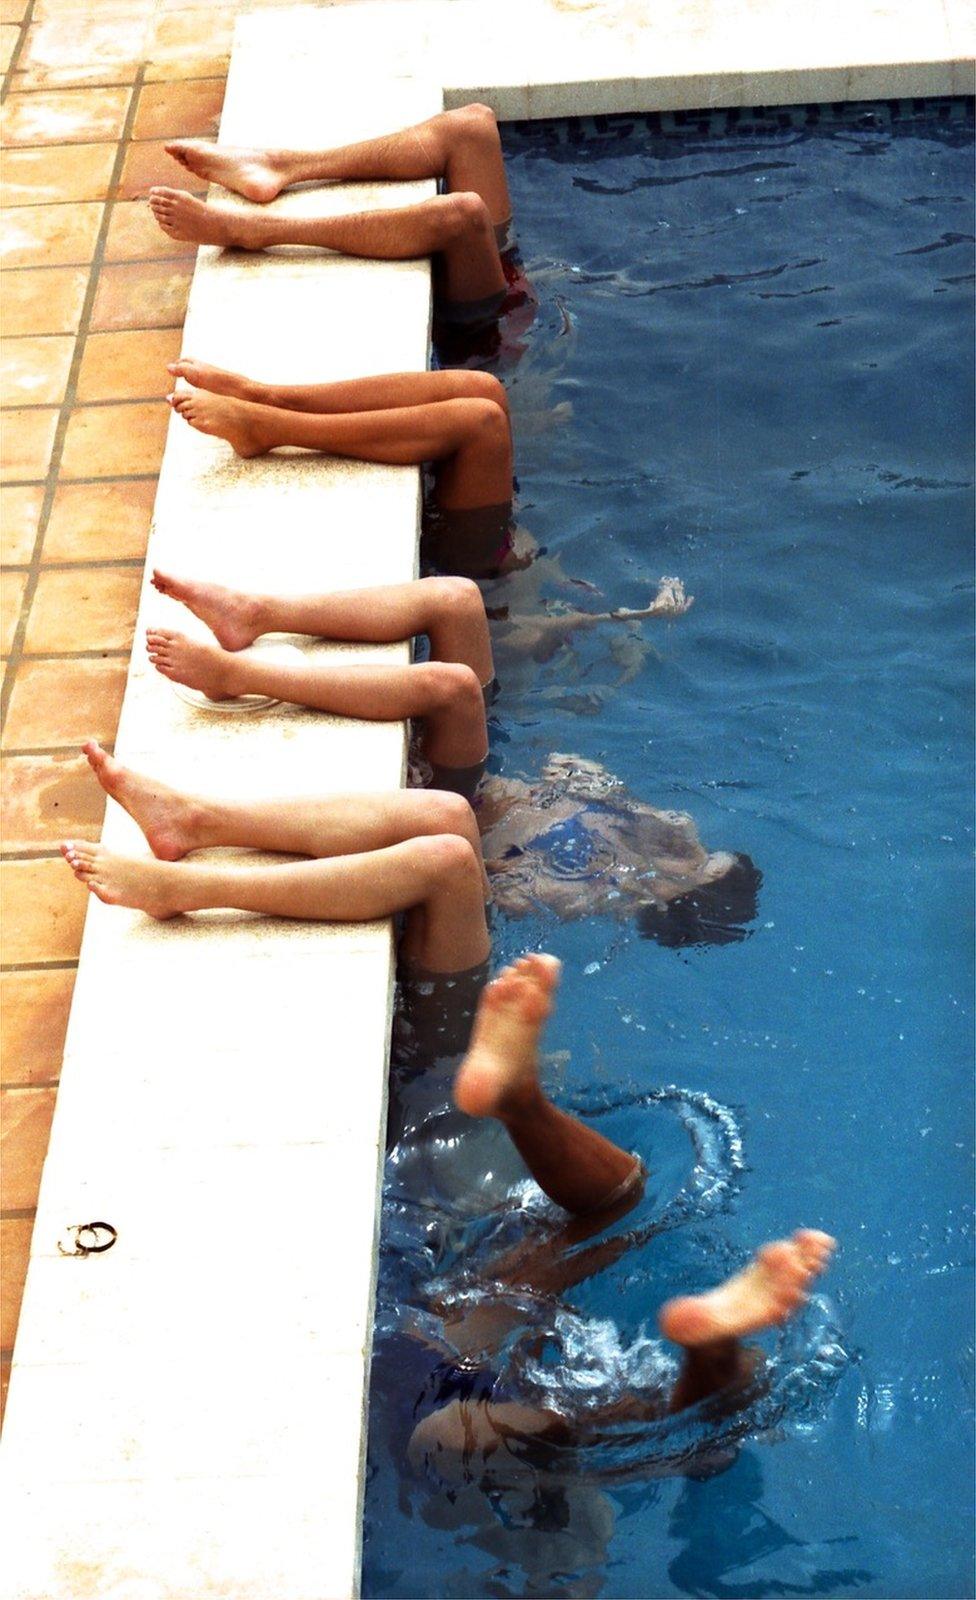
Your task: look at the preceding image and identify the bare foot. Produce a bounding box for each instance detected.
[146,629,242,701]
[659,1229,836,1348]
[61,840,188,919]
[167,358,259,403]
[148,187,274,249]
[168,389,271,458]
[453,953,561,1118]
[151,570,264,652]
[82,740,204,861]
[163,142,289,203]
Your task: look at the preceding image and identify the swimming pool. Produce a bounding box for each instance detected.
[363,99,974,1598]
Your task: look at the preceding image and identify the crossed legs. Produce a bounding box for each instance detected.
[152,105,510,304]
[64,744,490,973]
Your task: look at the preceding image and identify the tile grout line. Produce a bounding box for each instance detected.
[0,0,34,102]
[0,62,150,737]
[2,744,117,757]
[2,254,195,273]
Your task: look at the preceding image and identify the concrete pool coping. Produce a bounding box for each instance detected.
[2,1,972,1596]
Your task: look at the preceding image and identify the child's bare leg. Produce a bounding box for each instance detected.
[149,572,495,685]
[82,743,489,898]
[149,188,506,303]
[166,390,512,509]
[454,955,642,1214]
[662,1230,836,1412]
[165,104,512,223]
[166,362,510,428]
[62,833,490,972]
[144,634,488,768]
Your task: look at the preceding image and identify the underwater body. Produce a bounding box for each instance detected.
[363,100,975,1599]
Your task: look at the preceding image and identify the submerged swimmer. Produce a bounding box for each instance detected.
[476,754,761,943]
[406,954,836,1474]
[147,571,691,802]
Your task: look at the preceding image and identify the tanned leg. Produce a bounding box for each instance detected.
[149,571,495,687]
[148,188,505,303]
[454,955,642,1213]
[81,741,489,894]
[662,1230,836,1412]
[62,831,489,972]
[164,104,512,224]
[144,633,488,767]
[165,361,510,429]
[165,389,512,510]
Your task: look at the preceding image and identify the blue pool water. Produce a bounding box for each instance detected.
[363,100,974,1598]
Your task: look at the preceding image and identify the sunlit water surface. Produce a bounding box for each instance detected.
[362,100,975,1599]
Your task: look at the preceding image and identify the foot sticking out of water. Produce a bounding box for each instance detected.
[151,570,263,651]
[453,953,561,1118]
[659,1230,836,1347]
[82,740,203,860]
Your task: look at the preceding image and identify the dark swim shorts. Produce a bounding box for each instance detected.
[394,956,490,1068]
[421,500,515,579]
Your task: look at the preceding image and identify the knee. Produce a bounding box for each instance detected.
[422,788,480,844]
[428,660,485,720]
[465,371,509,419]
[461,396,511,457]
[443,189,494,243]
[420,832,483,891]
[430,575,487,625]
[447,101,500,146]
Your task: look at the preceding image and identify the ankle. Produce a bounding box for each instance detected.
[496,1077,547,1125]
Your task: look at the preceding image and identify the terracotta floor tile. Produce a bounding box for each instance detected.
[1,86,131,147]
[0,409,59,484]
[0,336,74,408]
[0,23,19,71]
[1,0,28,23]
[2,752,105,852]
[1,1216,34,1350]
[75,327,182,403]
[2,266,89,335]
[90,259,192,332]
[0,486,45,565]
[3,657,128,748]
[102,197,196,263]
[131,77,225,141]
[13,17,148,88]
[24,566,142,652]
[0,1086,58,1207]
[1,1352,11,1425]
[117,137,208,200]
[1,143,117,208]
[0,969,75,1086]
[60,401,168,478]
[1,572,28,653]
[0,859,87,964]
[0,201,103,268]
[144,11,235,81]
[33,0,154,16]
[43,478,155,561]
